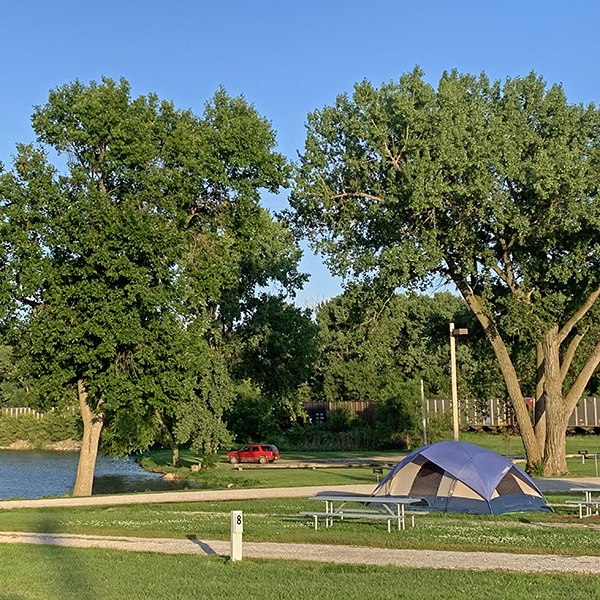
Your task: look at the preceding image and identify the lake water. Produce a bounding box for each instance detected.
[0,450,200,499]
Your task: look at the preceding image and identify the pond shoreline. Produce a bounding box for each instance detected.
[0,439,81,452]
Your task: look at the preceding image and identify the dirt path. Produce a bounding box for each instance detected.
[0,484,375,509]
[0,476,595,510]
[1,530,600,574]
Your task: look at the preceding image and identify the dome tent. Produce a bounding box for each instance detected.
[374,441,551,515]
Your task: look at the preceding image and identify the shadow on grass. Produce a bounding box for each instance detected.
[34,512,95,598]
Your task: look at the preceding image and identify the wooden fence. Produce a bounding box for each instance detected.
[0,407,47,419]
[0,407,77,419]
[302,397,600,433]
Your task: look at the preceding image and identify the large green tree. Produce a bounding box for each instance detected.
[312,287,472,404]
[291,68,600,474]
[0,78,293,494]
[226,296,319,439]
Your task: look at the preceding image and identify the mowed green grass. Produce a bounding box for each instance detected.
[4,432,600,598]
[139,433,600,489]
[0,493,598,556]
[1,544,599,600]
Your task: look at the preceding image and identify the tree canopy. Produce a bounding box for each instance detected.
[0,78,298,493]
[291,68,600,474]
[312,287,471,403]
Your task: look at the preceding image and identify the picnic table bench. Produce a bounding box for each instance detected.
[301,493,429,533]
[565,487,600,519]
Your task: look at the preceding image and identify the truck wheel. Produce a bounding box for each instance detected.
[229,456,239,464]
[258,455,267,464]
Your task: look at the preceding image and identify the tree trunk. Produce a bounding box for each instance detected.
[544,413,569,475]
[155,409,180,467]
[541,328,569,475]
[73,379,104,497]
[449,274,542,468]
[534,341,547,451]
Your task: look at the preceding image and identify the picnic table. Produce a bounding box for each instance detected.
[565,487,600,518]
[301,492,428,533]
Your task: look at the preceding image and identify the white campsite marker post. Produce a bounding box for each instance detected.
[230,510,243,561]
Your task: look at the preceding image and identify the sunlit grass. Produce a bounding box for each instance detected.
[139,433,600,489]
[0,492,598,555]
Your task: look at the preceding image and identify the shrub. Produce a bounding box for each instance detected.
[425,410,452,444]
[373,381,421,449]
[0,409,81,447]
[325,403,357,432]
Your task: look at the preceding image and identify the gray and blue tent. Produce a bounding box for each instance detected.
[373,441,551,515]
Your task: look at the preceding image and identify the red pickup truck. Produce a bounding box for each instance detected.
[227,444,280,464]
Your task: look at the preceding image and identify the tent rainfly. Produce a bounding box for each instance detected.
[374,441,551,515]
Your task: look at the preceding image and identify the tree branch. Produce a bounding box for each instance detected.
[565,338,600,414]
[560,330,586,383]
[445,255,542,463]
[558,284,600,345]
[330,191,386,204]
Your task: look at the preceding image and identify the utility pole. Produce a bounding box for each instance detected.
[450,323,468,442]
[420,378,427,446]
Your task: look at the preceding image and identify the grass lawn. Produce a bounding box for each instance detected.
[0,492,598,556]
[5,433,600,598]
[137,433,600,489]
[1,544,600,600]
[460,431,600,459]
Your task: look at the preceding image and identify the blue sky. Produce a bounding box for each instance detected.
[1,1,598,307]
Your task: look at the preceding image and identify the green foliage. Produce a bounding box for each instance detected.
[373,381,421,449]
[326,403,357,432]
[171,338,235,457]
[0,344,37,407]
[291,68,600,469]
[0,77,302,470]
[236,296,319,399]
[312,288,480,404]
[292,69,600,305]
[225,380,267,442]
[224,297,319,444]
[278,422,379,451]
[0,411,81,446]
[425,411,453,444]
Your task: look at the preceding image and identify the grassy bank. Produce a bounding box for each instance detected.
[2,544,599,600]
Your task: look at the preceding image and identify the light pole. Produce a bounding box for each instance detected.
[450,322,468,442]
[420,379,427,446]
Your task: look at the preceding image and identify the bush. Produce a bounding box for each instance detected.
[325,404,357,432]
[424,410,452,444]
[0,409,81,447]
[275,422,379,451]
[44,409,81,441]
[373,381,422,449]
